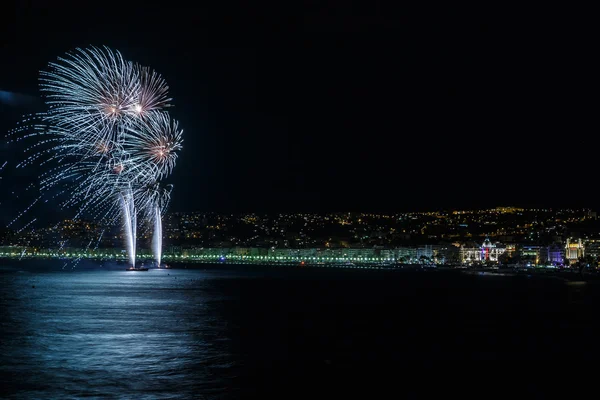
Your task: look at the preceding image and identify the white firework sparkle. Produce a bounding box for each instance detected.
[5,46,183,268]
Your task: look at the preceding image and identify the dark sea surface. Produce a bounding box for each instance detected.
[2,261,600,399]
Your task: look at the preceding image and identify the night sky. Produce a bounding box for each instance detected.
[0,2,594,213]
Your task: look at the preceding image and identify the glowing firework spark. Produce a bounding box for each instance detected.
[124,111,183,180]
[132,65,171,116]
[5,46,183,268]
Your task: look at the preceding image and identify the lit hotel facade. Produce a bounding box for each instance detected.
[460,238,506,264]
[565,238,584,263]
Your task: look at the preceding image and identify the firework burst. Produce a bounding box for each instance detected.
[5,46,183,268]
[124,111,183,180]
[131,65,172,116]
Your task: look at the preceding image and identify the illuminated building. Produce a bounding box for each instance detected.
[565,238,584,263]
[416,245,433,260]
[585,239,600,260]
[539,244,564,265]
[504,244,517,256]
[460,238,506,264]
[520,245,541,264]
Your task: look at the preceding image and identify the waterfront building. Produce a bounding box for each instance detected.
[565,238,584,262]
[416,245,433,260]
[436,245,460,264]
[380,249,396,260]
[460,238,506,264]
[538,244,564,265]
[584,239,600,259]
[395,247,418,262]
[520,245,541,264]
[504,244,517,255]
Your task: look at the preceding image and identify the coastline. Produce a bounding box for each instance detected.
[2,256,600,282]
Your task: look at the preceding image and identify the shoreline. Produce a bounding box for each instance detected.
[2,257,599,282]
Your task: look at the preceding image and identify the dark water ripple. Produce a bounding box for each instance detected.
[0,268,237,399]
[2,263,600,398]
